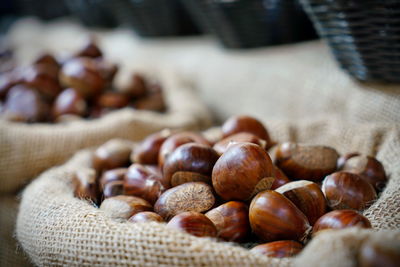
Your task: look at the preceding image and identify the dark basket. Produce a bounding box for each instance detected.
[110,0,200,37]
[181,0,317,49]
[65,0,118,28]
[15,0,70,20]
[300,0,400,83]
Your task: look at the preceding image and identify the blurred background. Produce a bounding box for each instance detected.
[1,0,400,266]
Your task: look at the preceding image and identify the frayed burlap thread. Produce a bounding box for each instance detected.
[0,69,212,194]
[16,118,400,267]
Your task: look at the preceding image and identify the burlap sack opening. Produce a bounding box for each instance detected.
[16,118,400,267]
[0,69,212,194]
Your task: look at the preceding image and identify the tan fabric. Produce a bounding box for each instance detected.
[16,118,400,266]
[0,69,212,194]
[0,196,33,267]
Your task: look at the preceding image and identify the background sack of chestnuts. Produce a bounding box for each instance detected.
[16,118,400,267]
[0,69,212,194]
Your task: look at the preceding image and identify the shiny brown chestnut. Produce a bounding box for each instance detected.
[122,73,148,98]
[132,129,172,165]
[205,201,250,242]
[212,143,274,201]
[154,182,215,221]
[276,180,327,225]
[99,195,152,220]
[249,190,311,242]
[124,164,165,204]
[322,171,377,211]
[59,57,106,98]
[270,166,290,190]
[95,92,130,109]
[250,240,303,258]
[34,53,60,70]
[337,152,360,170]
[103,180,124,198]
[52,88,87,118]
[92,139,133,172]
[128,211,164,223]
[163,143,219,187]
[213,132,267,155]
[275,142,339,182]
[22,64,61,100]
[3,85,49,122]
[72,168,99,204]
[313,210,371,235]
[342,155,387,191]
[167,211,217,238]
[99,168,128,190]
[221,115,273,148]
[75,40,103,58]
[133,91,166,112]
[358,237,400,267]
[158,132,210,169]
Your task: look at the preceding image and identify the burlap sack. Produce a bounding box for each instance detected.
[16,118,400,266]
[0,69,212,194]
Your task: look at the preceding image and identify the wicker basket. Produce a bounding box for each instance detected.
[181,0,317,49]
[65,0,118,28]
[300,0,400,83]
[15,0,70,20]
[110,0,200,37]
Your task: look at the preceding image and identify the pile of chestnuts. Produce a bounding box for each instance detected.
[73,115,389,259]
[0,40,166,123]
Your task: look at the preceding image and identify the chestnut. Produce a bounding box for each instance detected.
[275,180,327,225]
[313,210,371,235]
[213,132,267,155]
[72,168,99,204]
[131,129,172,165]
[99,195,152,220]
[75,40,103,58]
[52,88,87,118]
[154,182,215,221]
[221,115,273,148]
[337,152,360,170]
[270,166,290,190]
[22,64,61,100]
[128,211,164,223]
[212,143,274,201]
[99,168,128,190]
[322,171,377,211]
[3,85,49,122]
[34,53,60,70]
[92,139,133,172]
[124,164,165,204]
[95,92,130,109]
[122,73,148,98]
[275,142,339,182]
[158,132,210,169]
[167,211,217,238]
[59,57,106,98]
[205,201,250,242]
[133,91,166,112]
[103,180,124,198]
[163,143,219,187]
[358,237,400,267]
[250,240,303,258]
[342,155,387,191]
[249,190,311,242]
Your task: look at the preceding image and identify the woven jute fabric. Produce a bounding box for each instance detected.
[0,196,32,267]
[0,69,212,194]
[16,118,400,267]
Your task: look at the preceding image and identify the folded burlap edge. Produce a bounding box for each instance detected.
[0,68,213,194]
